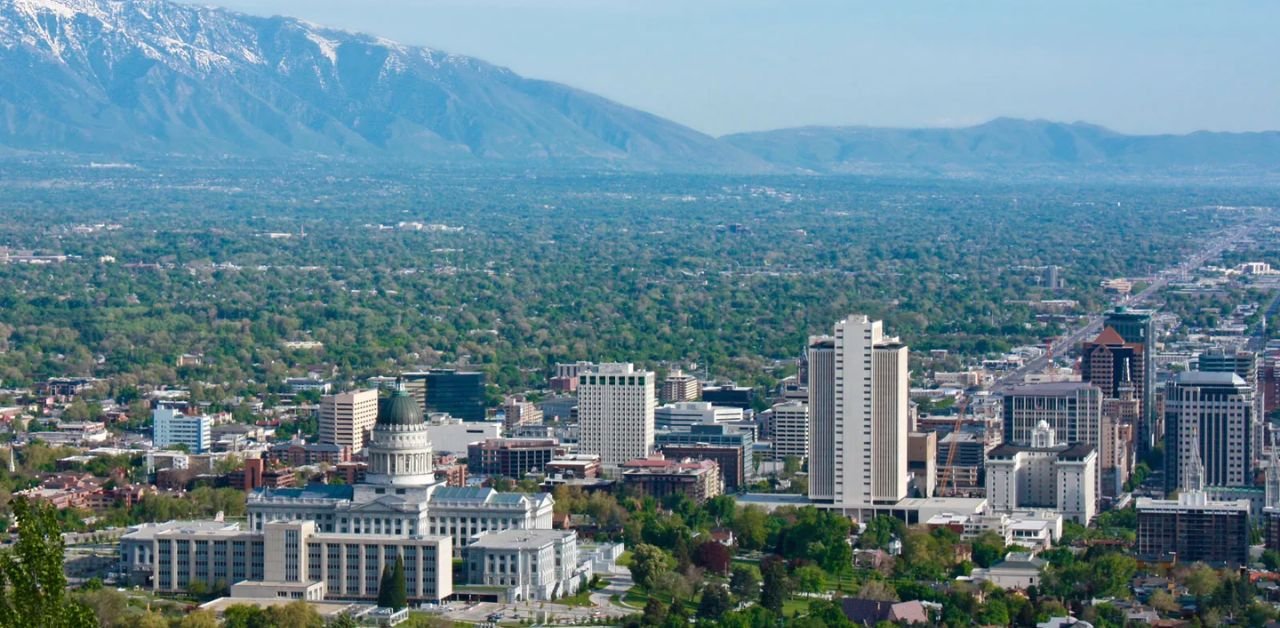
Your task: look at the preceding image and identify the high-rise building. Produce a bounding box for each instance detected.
[770,400,810,462]
[806,336,836,501]
[808,315,909,507]
[660,369,702,404]
[985,422,1099,524]
[1103,307,1156,453]
[152,407,212,453]
[1198,348,1264,469]
[576,363,656,470]
[501,396,544,431]
[1082,328,1146,409]
[1002,382,1103,449]
[550,361,596,393]
[424,369,487,421]
[1163,371,1255,493]
[1136,491,1250,566]
[319,389,379,453]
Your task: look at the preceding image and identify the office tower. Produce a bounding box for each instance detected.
[660,369,702,404]
[576,363,655,470]
[1044,265,1062,290]
[1103,307,1156,453]
[422,369,487,421]
[907,432,937,498]
[1136,492,1250,566]
[808,315,909,507]
[700,385,756,410]
[1198,348,1264,468]
[1100,385,1140,497]
[1082,327,1146,412]
[1002,382,1103,448]
[501,396,544,430]
[869,342,910,502]
[770,400,810,462]
[1164,371,1255,493]
[319,389,379,453]
[152,407,212,453]
[807,336,836,501]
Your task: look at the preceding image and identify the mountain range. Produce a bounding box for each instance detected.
[1,0,1278,177]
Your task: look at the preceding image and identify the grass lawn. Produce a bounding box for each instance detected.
[781,597,813,617]
[558,589,597,607]
[617,550,633,567]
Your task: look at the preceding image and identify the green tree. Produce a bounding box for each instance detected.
[223,605,271,628]
[267,600,324,628]
[179,610,221,628]
[729,564,761,601]
[794,564,827,594]
[642,598,667,626]
[970,531,1006,568]
[629,544,671,591]
[377,558,407,610]
[732,506,769,551]
[0,498,96,627]
[697,584,734,619]
[761,558,789,614]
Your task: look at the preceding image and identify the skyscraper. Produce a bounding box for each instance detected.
[1198,348,1264,469]
[1103,307,1156,453]
[576,363,656,471]
[808,315,909,508]
[1164,371,1255,493]
[806,336,836,501]
[1002,382,1103,449]
[319,389,379,453]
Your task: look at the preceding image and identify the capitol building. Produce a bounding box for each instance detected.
[121,388,561,604]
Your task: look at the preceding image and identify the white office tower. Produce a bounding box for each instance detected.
[809,315,910,507]
[807,336,836,501]
[319,388,379,453]
[577,363,656,471]
[770,400,810,462]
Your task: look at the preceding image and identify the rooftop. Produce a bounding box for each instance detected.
[468,529,576,550]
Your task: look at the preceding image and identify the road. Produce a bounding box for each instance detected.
[992,224,1251,393]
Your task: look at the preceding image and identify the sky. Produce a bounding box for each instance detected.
[192,0,1280,137]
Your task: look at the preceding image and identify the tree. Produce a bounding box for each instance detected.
[1265,550,1280,572]
[0,498,96,627]
[223,605,271,628]
[970,531,1006,568]
[267,600,324,628]
[136,612,170,628]
[76,587,129,628]
[630,544,672,591]
[857,579,898,602]
[794,564,827,594]
[388,556,408,610]
[1184,563,1221,599]
[179,610,221,628]
[1149,590,1180,615]
[729,564,761,601]
[642,598,667,625]
[693,540,732,574]
[761,558,790,614]
[697,584,734,619]
[732,506,769,551]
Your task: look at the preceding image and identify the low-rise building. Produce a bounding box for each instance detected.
[621,455,722,503]
[465,529,584,602]
[969,552,1047,590]
[467,438,560,479]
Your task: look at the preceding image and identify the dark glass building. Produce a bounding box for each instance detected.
[419,369,487,421]
[1103,307,1156,453]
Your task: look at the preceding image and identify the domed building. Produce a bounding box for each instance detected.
[247,387,553,549]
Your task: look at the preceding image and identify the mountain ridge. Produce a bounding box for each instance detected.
[1,0,1278,177]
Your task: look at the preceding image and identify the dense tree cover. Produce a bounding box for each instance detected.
[1,165,1268,398]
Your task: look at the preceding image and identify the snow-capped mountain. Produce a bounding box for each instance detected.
[0,0,767,170]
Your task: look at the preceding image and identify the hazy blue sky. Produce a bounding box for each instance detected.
[193,0,1280,137]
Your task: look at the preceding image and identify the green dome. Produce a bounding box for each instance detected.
[378,388,423,426]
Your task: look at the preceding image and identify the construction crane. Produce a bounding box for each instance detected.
[937,399,969,497]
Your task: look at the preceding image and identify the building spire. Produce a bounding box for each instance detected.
[1267,433,1280,509]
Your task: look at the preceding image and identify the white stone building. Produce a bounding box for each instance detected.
[465,529,584,602]
[576,363,656,471]
[985,422,1099,525]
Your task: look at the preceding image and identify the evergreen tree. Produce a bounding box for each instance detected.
[0,498,96,627]
[388,556,408,610]
[377,564,394,608]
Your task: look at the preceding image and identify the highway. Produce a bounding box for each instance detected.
[991,224,1250,393]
